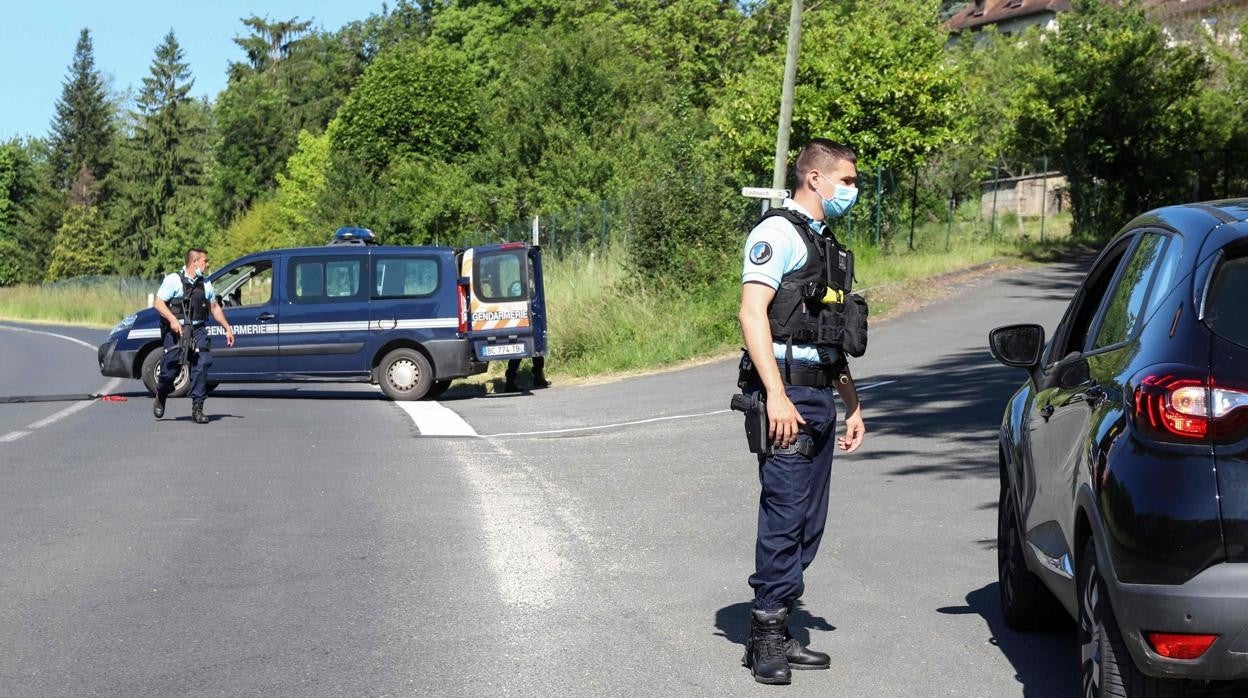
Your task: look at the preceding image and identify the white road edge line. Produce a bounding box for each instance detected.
[0,324,97,350]
[0,325,124,442]
[26,378,123,430]
[485,380,899,438]
[395,400,479,436]
[395,378,898,439]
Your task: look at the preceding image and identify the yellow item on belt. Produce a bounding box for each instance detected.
[821,288,845,305]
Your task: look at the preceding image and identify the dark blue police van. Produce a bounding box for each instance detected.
[97,228,547,401]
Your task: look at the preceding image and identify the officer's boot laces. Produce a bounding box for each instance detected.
[744,608,791,685]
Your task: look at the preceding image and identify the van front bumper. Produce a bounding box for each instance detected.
[97,338,137,378]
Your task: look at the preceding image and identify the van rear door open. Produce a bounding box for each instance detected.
[462,243,547,361]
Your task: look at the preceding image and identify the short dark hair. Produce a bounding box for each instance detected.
[185,247,207,265]
[795,139,857,182]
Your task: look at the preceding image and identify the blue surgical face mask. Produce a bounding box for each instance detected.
[818,182,858,219]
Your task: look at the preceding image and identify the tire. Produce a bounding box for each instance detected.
[378,348,433,401]
[140,347,189,398]
[1078,538,1185,698]
[998,479,1063,630]
[425,379,452,400]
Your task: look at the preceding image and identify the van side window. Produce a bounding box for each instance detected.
[215,260,273,308]
[375,257,439,298]
[475,249,527,302]
[290,257,364,303]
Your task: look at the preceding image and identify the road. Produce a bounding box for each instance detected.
[0,257,1090,697]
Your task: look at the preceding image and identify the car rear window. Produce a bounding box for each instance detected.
[1206,254,1248,347]
[474,249,527,303]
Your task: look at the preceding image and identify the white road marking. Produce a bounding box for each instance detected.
[25,378,122,430]
[394,378,899,439]
[0,324,97,350]
[489,409,733,438]
[394,401,479,436]
[0,325,125,443]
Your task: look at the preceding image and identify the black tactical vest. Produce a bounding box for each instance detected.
[169,272,209,325]
[760,208,868,358]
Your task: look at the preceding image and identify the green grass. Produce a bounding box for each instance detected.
[0,212,1075,380]
[0,282,152,329]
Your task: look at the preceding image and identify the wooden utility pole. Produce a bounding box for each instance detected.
[770,0,804,208]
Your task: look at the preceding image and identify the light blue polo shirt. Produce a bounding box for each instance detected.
[742,199,840,365]
[157,268,216,325]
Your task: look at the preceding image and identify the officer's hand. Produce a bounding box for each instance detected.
[767,392,806,449]
[838,408,865,453]
[169,322,182,336]
[225,329,235,347]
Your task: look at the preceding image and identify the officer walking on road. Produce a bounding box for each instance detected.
[737,139,867,684]
[152,248,234,424]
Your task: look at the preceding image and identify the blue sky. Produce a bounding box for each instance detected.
[0,0,385,141]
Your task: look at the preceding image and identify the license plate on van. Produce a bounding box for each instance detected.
[482,343,525,358]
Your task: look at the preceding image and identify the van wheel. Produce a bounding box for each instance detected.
[379,349,433,401]
[141,348,189,398]
[425,380,452,400]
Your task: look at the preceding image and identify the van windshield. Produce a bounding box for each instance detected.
[1206,253,1248,348]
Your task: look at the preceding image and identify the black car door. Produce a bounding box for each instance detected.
[1023,236,1135,570]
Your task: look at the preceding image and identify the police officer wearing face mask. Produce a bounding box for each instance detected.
[737,138,867,685]
[151,248,235,424]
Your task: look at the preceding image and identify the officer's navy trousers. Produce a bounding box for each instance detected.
[746,382,838,611]
[157,326,212,405]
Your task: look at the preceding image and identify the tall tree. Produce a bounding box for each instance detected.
[111,30,207,275]
[1013,0,1209,239]
[0,139,42,284]
[48,28,114,191]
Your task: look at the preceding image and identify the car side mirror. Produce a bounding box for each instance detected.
[989,324,1045,370]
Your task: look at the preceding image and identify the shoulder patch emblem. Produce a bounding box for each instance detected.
[749,241,773,265]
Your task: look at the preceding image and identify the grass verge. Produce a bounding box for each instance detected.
[0,213,1075,382]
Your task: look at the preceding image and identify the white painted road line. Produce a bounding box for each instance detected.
[395,401,479,436]
[26,377,123,430]
[395,378,899,439]
[0,324,97,351]
[0,325,124,443]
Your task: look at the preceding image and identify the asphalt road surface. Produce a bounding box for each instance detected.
[0,257,1091,697]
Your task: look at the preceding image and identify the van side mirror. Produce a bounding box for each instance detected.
[989,324,1045,370]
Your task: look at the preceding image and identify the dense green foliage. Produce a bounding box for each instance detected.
[3,0,1248,291]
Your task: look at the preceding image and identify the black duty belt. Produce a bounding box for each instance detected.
[739,360,837,389]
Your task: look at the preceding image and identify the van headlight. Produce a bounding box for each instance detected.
[111,313,138,337]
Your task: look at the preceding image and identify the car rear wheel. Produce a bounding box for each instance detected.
[141,347,189,398]
[1078,538,1185,698]
[378,348,433,401]
[998,479,1062,629]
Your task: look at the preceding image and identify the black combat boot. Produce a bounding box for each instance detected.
[532,372,551,389]
[743,608,792,685]
[785,635,831,670]
[503,378,520,393]
[153,393,166,419]
[191,404,208,424]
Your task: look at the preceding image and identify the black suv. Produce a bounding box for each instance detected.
[989,199,1248,695]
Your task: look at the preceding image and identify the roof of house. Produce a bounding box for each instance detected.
[947,0,1072,32]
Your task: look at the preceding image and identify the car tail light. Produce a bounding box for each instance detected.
[458,282,469,335]
[1146,632,1218,660]
[1132,366,1248,443]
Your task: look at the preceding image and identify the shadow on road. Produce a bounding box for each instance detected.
[713,600,836,649]
[938,583,1077,696]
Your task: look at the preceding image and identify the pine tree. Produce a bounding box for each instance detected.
[48,28,114,191]
[112,30,208,276]
[46,167,113,280]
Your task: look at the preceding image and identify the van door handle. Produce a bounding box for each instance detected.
[1039,405,1055,420]
[257,312,275,321]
